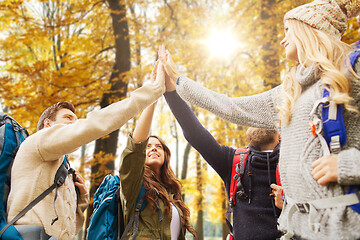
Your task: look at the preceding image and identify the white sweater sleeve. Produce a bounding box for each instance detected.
[176,75,280,130]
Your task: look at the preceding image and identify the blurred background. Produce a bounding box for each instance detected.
[0,0,359,239]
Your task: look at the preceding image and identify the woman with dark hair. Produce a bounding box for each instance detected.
[119,81,195,239]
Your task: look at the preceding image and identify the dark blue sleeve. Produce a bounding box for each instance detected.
[164,90,235,182]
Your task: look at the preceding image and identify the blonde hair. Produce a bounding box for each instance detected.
[278,20,359,125]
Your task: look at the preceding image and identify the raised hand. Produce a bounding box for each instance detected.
[151,60,160,82]
[151,59,166,94]
[158,45,180,83]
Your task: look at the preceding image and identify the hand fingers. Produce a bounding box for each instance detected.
[166,50,175,65]
[316,172,331,186]
[311,158,328,179]
[270,189,281,199]
[155,62,166,89]
[158,45,166,63]
[312,163,337,186]
[312,166,326,182]
[151,60,160,81]
[312,155,326,168]
[74,170,85,184]
[74,181,88,195]
[312,164,337,186]
[270,183,281,190]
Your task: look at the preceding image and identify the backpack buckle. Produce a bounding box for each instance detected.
[57,177,65,186]
[236,190,247,199]
[330,135,341,154]
[295,203,310,213]
[229,193,234,207]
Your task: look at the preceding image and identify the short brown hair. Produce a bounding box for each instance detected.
[245,127,278,149]
[37,101,75,131]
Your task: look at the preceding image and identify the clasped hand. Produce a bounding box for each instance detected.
[311,154,338,186]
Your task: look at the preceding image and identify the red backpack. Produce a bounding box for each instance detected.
[226,148,249,240]
[226,148,281,240]
[229,148,249,207]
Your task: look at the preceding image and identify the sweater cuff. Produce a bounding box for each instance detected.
[337,148,360,185]
[78,193,89,210]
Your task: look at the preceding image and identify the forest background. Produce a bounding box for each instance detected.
[0,0,359,239]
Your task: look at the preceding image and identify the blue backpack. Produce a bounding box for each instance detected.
[0,113,29,239]
[321,41,360,213]
[87,175,146,240]
[0,113,77,239]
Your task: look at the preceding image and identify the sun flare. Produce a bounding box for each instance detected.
[204,29,239,59]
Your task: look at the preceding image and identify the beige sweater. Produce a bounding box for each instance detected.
[7,81,164,240]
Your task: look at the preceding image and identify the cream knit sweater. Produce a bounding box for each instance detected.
[7,81,164,240]
[176,60,360,239]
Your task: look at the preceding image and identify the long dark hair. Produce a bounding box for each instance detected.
[143,135,196,237]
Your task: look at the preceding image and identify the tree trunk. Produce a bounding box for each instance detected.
[170,119,180,177]
[222,186,230,240]
[76,145,86,239]
[85,0,131,235]
[79,144,86,174]
[181,142,191,201]
[260,0,281,88]
[195,152,204,240]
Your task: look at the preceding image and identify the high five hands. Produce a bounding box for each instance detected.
[149,55,166,94]
[157,45,180,92]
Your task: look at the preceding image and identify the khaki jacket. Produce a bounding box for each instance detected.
[119,135,186,239]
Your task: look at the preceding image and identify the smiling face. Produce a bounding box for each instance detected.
[280,21,299,62]
[145,137,165,174]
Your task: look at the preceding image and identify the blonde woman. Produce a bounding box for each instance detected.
[159,0,360,239]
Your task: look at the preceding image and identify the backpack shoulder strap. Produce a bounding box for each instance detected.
[229,148,249,207]
[120,183,146,240]
[350,40,360,67]
[321,87,346,153]
[0,160,70,237]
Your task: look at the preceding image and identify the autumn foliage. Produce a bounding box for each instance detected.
[0,0,359,239]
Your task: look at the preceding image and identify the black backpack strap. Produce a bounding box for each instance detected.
[0,163,70,236]
[155,200,163,222]
[131,197,145,240]
[229,148,249,207]
[119,197,145,240]
[119,183,146,240]
[225,208,233,234]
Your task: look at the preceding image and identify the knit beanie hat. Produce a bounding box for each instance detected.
[284,0,360,38]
